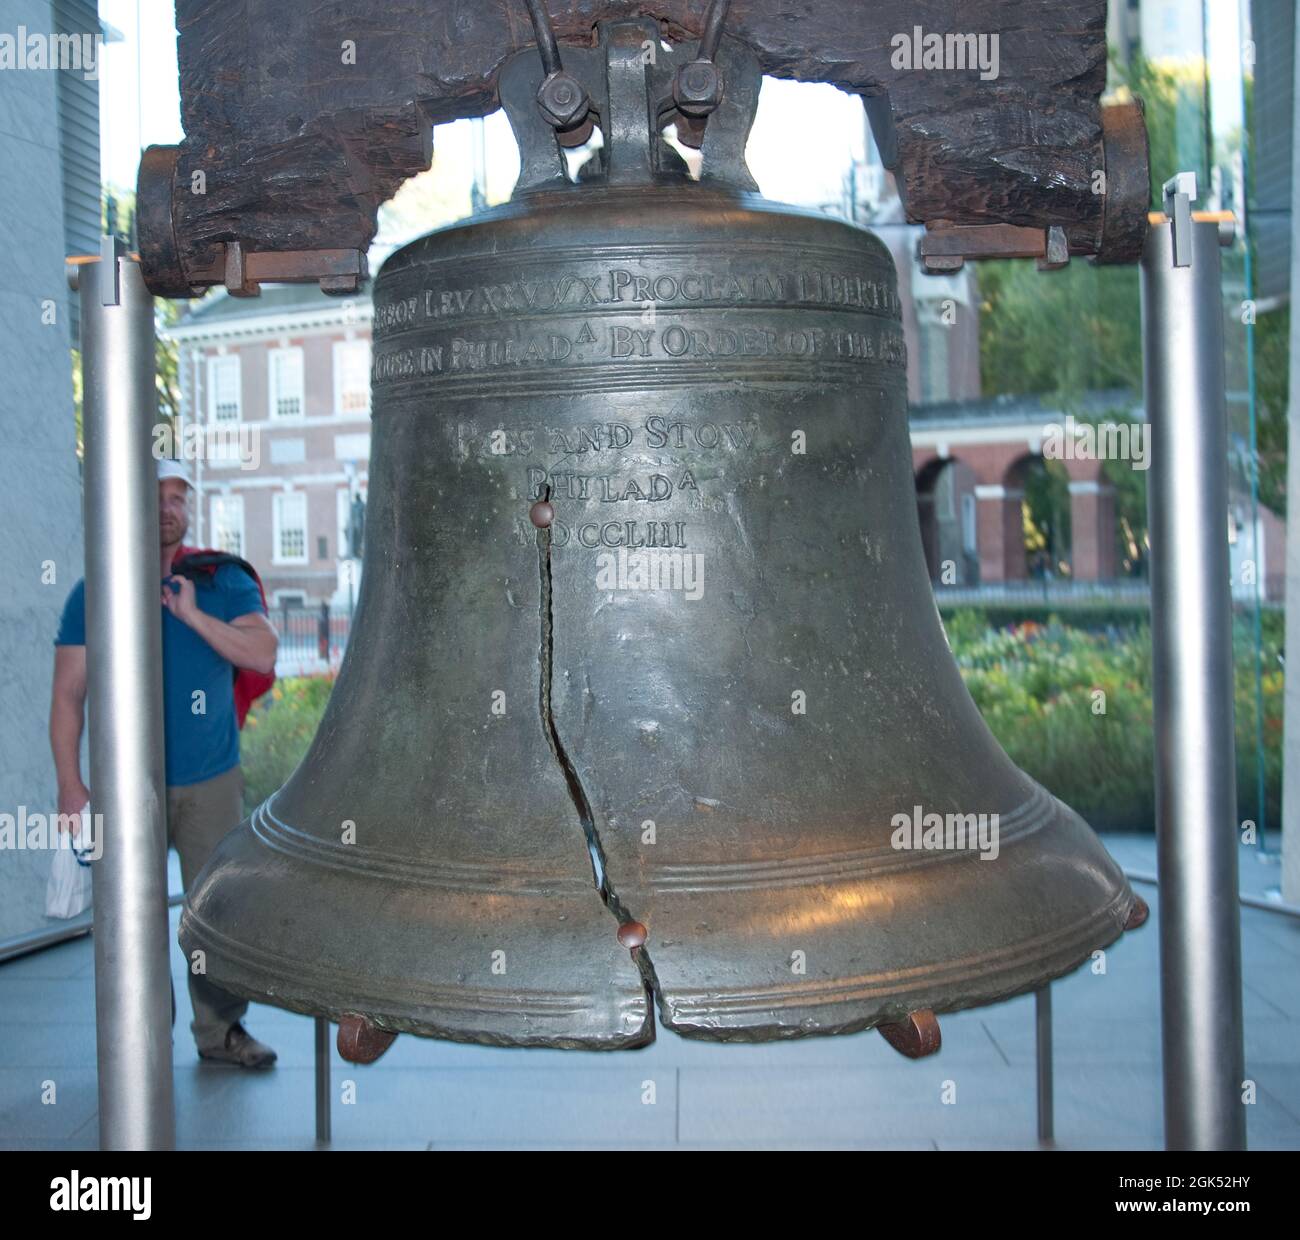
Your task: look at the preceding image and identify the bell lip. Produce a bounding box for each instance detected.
[178,880,1139,1050]
[653,883,1140,1043]
[178,798,656,1052]
[179,901,656,1051]
[179,900,1131,1050]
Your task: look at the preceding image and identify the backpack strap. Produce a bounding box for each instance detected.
[171,550,261,587]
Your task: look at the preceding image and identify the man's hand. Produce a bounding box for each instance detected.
[162,572,278,673]
[50,645,89,834]
[57,780,89,832]
[162,574,200,626]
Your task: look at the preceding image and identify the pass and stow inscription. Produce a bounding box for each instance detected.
[493,416,761,552]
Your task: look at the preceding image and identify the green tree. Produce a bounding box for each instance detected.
[974,259,1142,404]
[1254,303,1290,515]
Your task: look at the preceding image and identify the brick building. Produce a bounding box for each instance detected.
[168,285,373,612]
[911,390,1287,600]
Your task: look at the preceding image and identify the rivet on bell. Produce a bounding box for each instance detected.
[617,921,648,949]
[529,499,554,528]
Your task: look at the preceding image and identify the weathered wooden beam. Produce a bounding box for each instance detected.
[137,0,1149,296]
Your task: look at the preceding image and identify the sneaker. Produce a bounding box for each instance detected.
[198,1021,278,1069]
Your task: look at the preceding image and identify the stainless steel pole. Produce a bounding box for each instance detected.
[78,238,175,1150]
[1141,180,1246,1151]
[1035,985,1053,1145]
[315,1018,331,1144]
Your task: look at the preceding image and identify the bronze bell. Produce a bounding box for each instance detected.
[181,20,1143,1053]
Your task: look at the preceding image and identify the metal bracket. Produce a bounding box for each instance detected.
[671,0,731,120]
[522,0,591,139]
[179,241,368,297]
[1162,172,1197,267]
[100,233,127,306]
[919,222,1072,273]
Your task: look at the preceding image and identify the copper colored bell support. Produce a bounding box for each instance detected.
[878,1011,942,1059]
[337,1016,398,1064]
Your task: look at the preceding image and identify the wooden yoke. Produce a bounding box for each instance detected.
[136,0,1149,298]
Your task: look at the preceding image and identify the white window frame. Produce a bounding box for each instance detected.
[271,589,308,610]
[209,493,245,557]
[207,354,242,423]
[336,487,352,561]
[267,346,305,420]
[961,492,978,556]
[333,338,371,416]
[272,491,309,566]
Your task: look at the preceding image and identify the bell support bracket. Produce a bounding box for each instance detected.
[500,15,761,193]
[877,1011,943,1059]
[136,0,1150,298]
[336,1015,399,1065]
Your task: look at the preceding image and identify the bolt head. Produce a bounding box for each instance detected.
[673,60,723,117]
[529,499,554,529]
[537,71,589,130]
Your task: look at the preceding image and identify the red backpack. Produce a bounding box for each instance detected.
[171,546,275,728]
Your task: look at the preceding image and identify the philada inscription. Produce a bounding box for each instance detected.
[497,415,763,554]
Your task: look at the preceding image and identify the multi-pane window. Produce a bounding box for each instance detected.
[268,347,305,419]
[208,355,241,422]
[210,494,244,556]
[334,339,371,414]
[273,491,308,564]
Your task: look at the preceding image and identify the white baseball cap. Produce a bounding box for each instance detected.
[156,458,194,488]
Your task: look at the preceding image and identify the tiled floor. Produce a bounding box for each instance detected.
[1,837,1296,1149]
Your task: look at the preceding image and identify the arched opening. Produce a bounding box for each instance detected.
[1005,454,1072,581]
[915,457,979,585]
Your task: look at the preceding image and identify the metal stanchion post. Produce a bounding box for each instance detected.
[1141,175,1247,1151]
[77,237,175,1150]
[315,1017,332,1144]
[1035,985,1053,1145]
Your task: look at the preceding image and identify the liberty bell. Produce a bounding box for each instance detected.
[181,19,1144,1057]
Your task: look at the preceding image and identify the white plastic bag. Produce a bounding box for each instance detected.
[45,804,94,919]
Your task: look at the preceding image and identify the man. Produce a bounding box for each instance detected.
[49,459,280,1068]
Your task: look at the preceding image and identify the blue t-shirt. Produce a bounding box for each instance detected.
[55,565,266,787]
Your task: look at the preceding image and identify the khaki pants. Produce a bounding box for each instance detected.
[168,765,247,1050]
